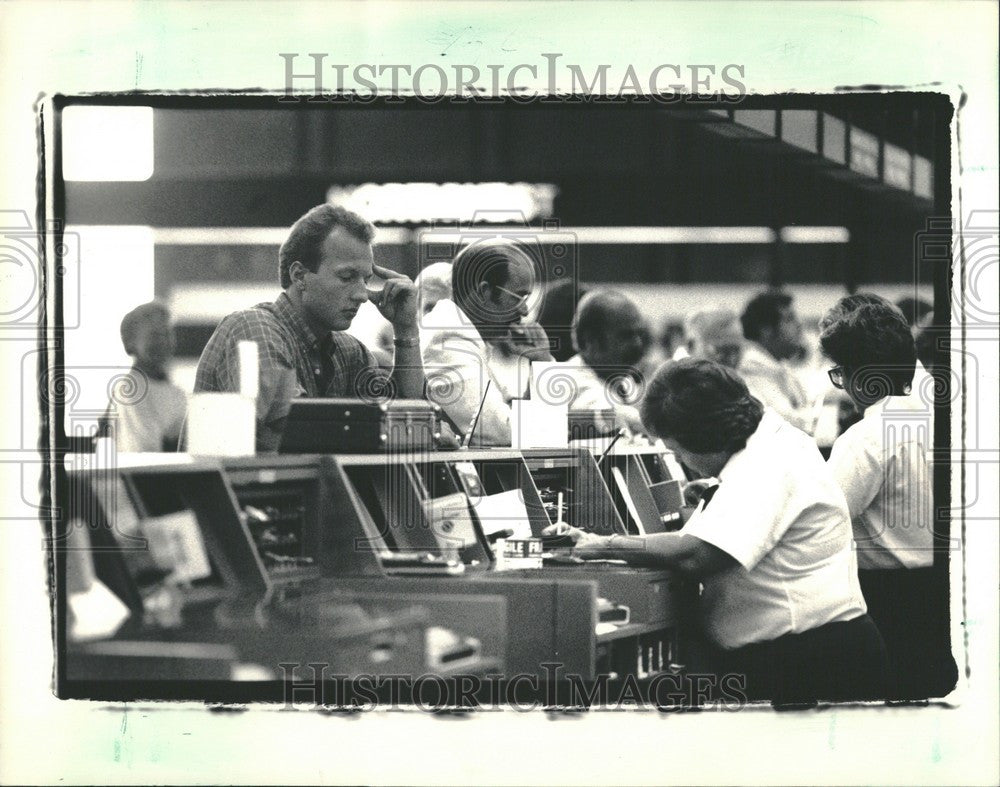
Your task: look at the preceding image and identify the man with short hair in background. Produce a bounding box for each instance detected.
[103,301,187,452]
[738,290,817,434]
[565,289,650,434]
[683,308,745,370]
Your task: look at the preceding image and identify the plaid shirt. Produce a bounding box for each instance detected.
[194,292,386,450]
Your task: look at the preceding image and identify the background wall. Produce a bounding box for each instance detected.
[61,96,946,414]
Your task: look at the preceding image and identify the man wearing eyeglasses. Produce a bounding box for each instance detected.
[420,238,554,446]
[819,295,955,699]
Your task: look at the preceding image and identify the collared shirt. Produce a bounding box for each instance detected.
[738,342,817,434]
[828,369,935,570]
[420,298,531,447]
[562,354,644,432]
[682,411,867,649]
[194,292,384,450]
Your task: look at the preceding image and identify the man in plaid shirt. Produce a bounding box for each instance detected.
[194,204,424,451]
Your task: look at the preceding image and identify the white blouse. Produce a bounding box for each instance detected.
[682,411,867,649]
[828,366,935,570]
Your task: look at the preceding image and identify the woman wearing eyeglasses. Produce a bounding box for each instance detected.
[545,357,887,704]
[819,296,956,699]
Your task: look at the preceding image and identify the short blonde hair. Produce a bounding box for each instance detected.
[684,308,741,345]
[415,262,453,310]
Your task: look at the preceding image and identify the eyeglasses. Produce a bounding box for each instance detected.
[828,366,845,389]
[493,284,531,309]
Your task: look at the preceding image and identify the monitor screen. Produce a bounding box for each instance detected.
[120,467,270,601]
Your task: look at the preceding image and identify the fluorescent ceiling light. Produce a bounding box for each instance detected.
[780,226,850,244]
[153,226,411,245]
[546,227,776,244]
[413,227,777,244]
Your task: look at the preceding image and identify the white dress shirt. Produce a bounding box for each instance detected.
[561,354,644,432]
[420,298,530,446]
[682,411,867,649]
[108,371,188,452]
[828,366,935,570]
[738,342,817,434]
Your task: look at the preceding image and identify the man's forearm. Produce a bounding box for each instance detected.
[389,333,426,399]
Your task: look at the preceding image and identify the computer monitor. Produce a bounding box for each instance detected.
[117,465,271,603]
[599,448,684,535]
[333,455,494,572]
[519,448,625,536]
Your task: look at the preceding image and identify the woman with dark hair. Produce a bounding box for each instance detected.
[545,358,887,703]
[820,297,956,699]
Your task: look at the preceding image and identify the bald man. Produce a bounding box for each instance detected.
[421,239,553,446]
[562,290,650,433]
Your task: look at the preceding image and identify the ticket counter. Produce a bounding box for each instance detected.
[60,446,698,700]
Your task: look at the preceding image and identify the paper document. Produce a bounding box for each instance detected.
[141,510,213,584]
[68,579,132,642]
[510,398,568,448]
[469,489,534,539]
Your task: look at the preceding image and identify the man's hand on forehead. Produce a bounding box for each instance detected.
[367,263,418,330]
[365,263,402,303]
